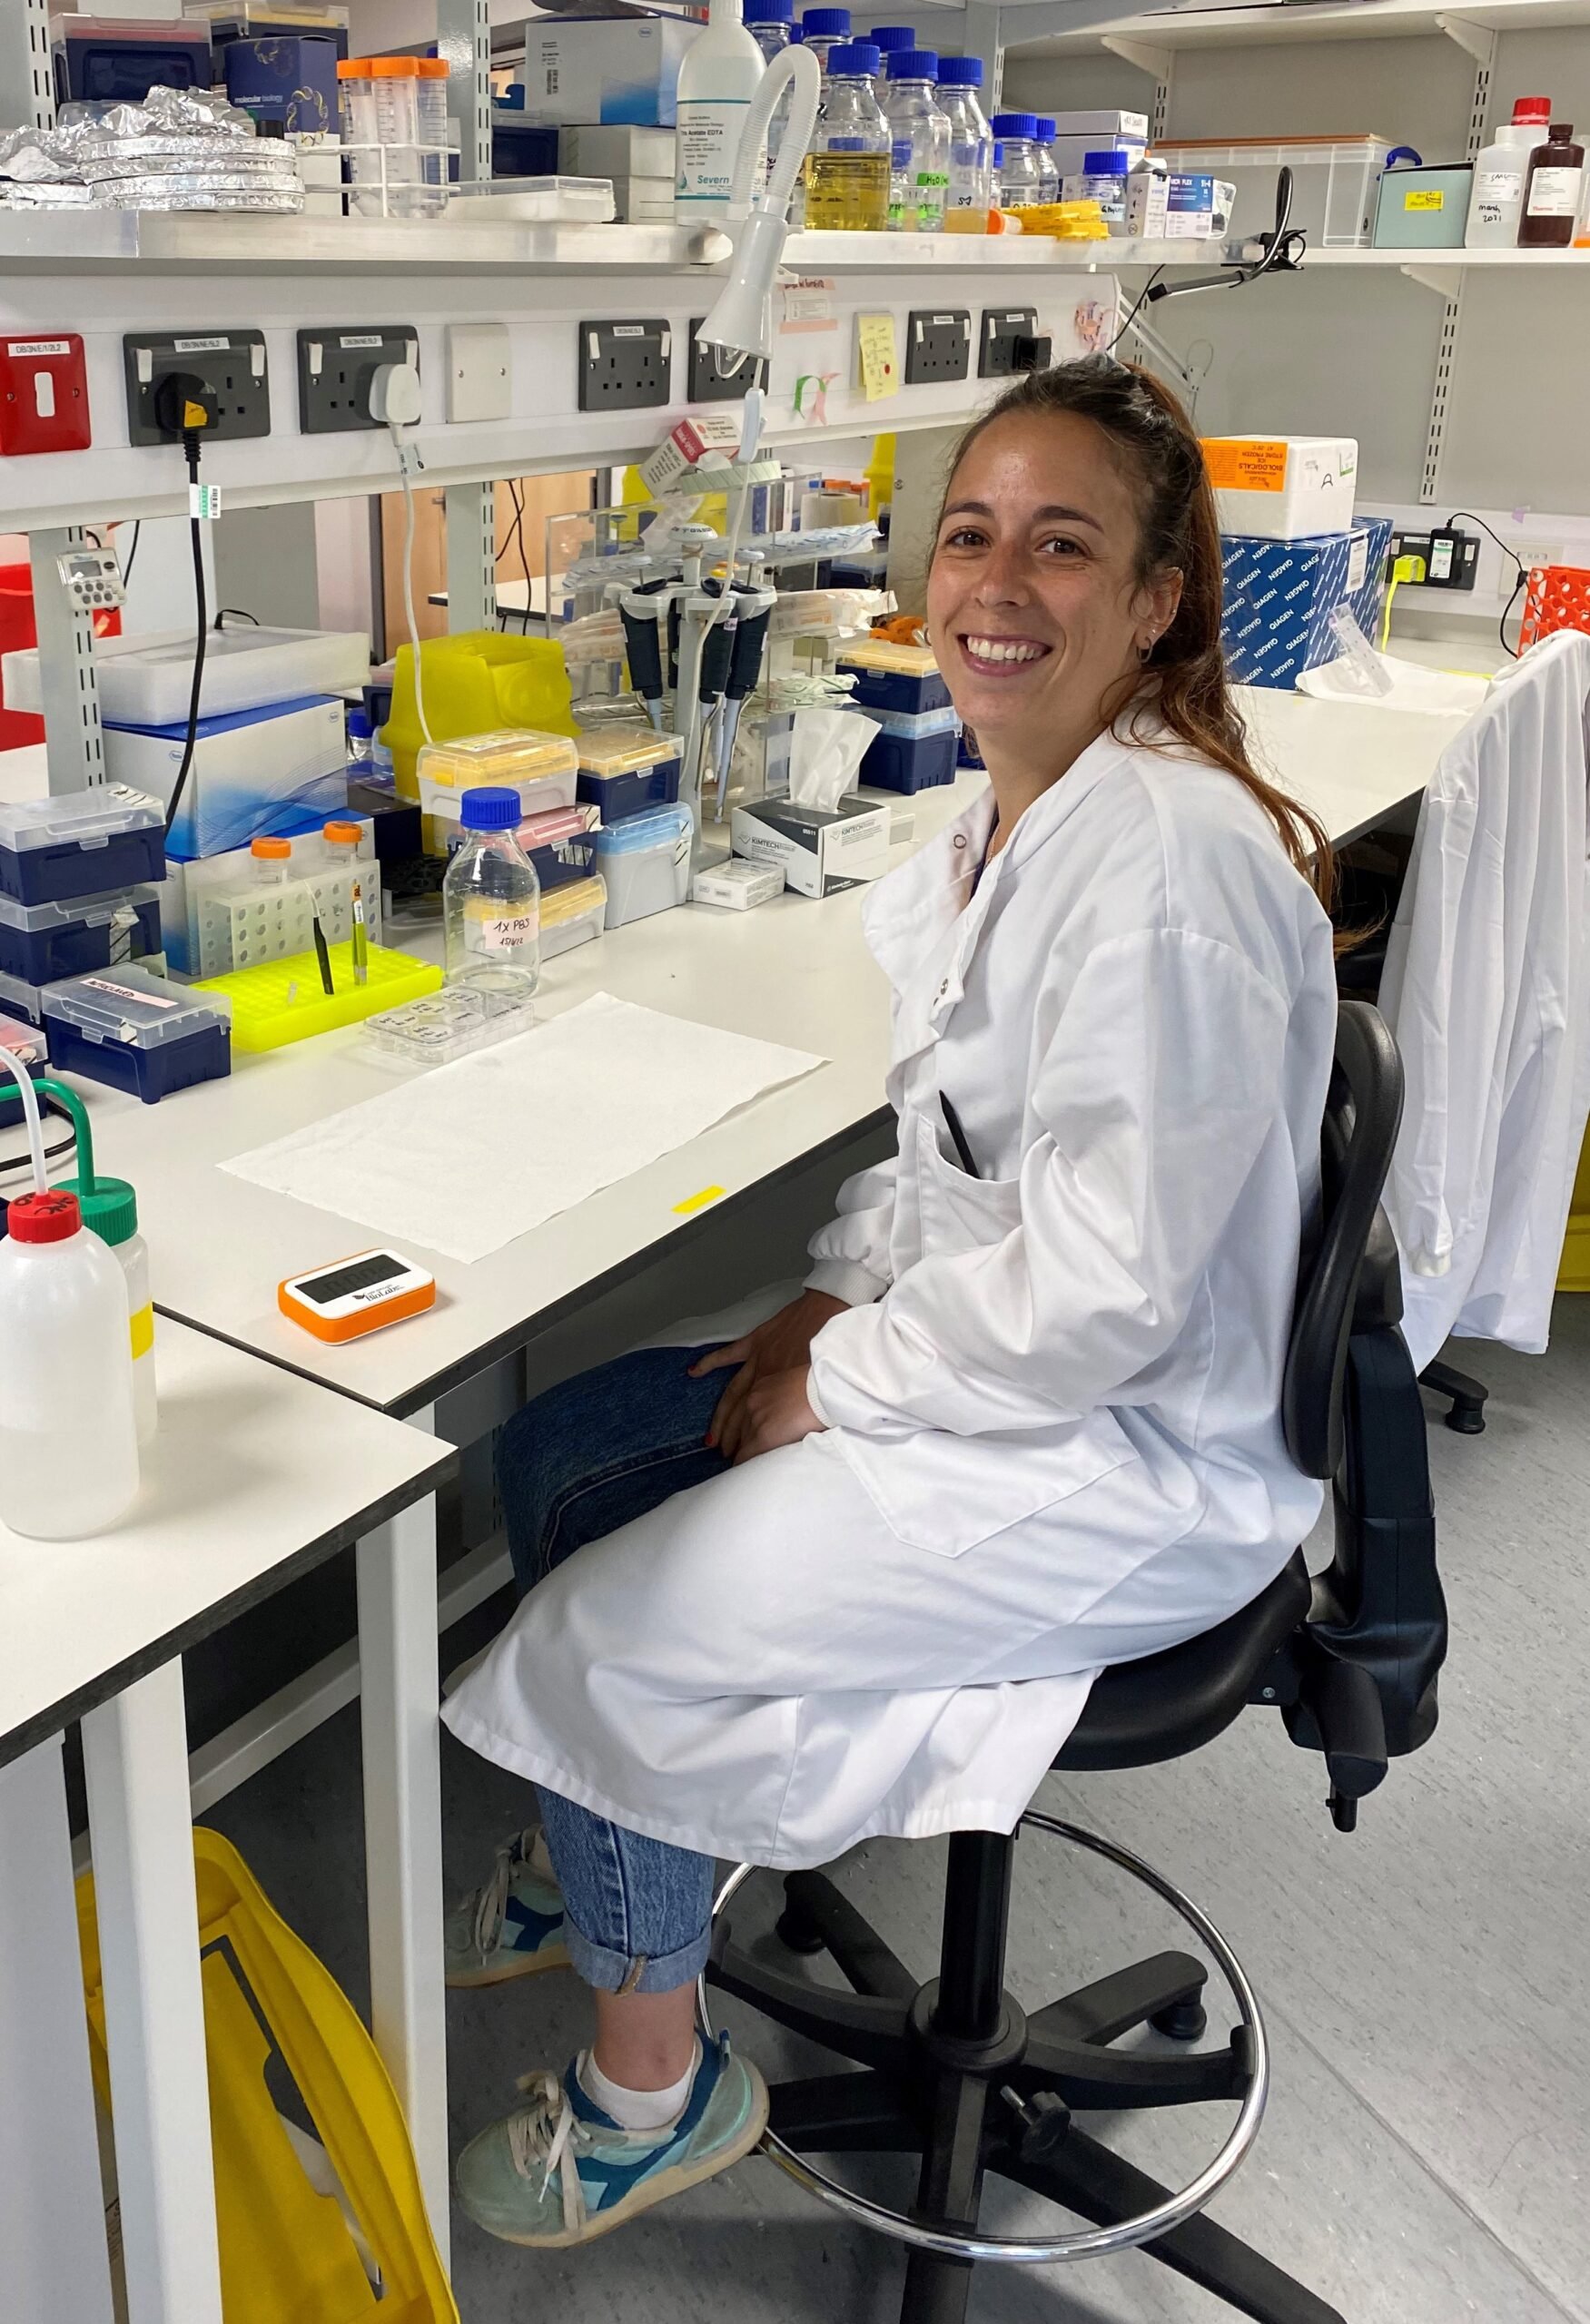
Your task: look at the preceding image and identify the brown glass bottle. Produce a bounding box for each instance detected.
[1519,121,1585,247]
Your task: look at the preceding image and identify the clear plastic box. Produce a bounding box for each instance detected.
[1,625,370,728]
[0,786,166,909]
[1149,136,1391,251]
[0,885,162,986]
[417,729,581,792]
[39,966,231,1105]
[594,805,693,930]
[363,985,536,1070]
[539,873,608,959]
[447,176,617,223]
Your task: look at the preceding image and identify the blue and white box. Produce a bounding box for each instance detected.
[1221,531,1356,689]
[102,694,349,862]
[1346,514,1393,641]
[520,20,694,127]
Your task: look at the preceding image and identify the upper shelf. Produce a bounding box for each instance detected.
[0,209,1586,279]
[1011,0,1590,50]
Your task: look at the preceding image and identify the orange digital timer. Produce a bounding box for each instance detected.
[279,1249,436,1343]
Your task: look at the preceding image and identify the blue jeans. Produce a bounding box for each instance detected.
[495,1344,730,1995]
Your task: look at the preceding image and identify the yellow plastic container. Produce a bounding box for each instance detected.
[1557,1120,1590,1289]
[835,638,942,677]
[381,630,576,795]
[197,941,443,1051]
[77,1827,457,2324]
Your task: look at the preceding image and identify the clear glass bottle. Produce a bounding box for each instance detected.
[936,56,993,233]
[746,0,792,182]
[883,49,951,232]
[1033,116,1061,202]
[797,8,850,74]
[346,704,374,765]
[443,786,541,1002]
[805,42,890,230]
[992,112,1042,208]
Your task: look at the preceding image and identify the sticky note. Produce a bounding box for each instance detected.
[857,312,899,402]
[1404,189,1445,212]
[674,1184,726,1216]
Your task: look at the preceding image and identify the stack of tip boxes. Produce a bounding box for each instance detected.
[1204,436,1389,690]
[835,644,960,793]
[0,786,231,1103]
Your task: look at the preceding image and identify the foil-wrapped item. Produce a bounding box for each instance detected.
[79,148,300,182]
[59,87,259,145]
[2,180,96,208]
[0,125,82,183]
[93,177,304,212]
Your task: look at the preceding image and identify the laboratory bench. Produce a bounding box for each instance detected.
[0,1316,457,2324]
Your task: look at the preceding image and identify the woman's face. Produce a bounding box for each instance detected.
[926,409,1182,761]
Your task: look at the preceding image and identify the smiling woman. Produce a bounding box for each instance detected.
[927,356,1333,902]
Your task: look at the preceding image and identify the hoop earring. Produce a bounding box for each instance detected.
[1138,638,1156,665]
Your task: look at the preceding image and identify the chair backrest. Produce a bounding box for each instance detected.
[1283,1000,1405,1481]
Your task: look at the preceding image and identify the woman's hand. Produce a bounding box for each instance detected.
[694,1288,844,1459]
[727,1367,825,1466]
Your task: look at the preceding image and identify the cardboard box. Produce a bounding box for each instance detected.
[1346,514,1394,640]
[560,123,676,177]
[731,795,891,897]
[519,20,695,128]
[1202,435,1358,541]
[638,411,742,498]
[103,694,347,862]
[1220,531,1356,690]
[1050,134,1143,181]
[1045,110,1149,141]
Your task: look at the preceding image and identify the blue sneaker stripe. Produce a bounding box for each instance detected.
[502,1893,564,1951]
[562,2042,731,2212]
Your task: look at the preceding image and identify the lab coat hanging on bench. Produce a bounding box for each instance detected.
[446,729,1338,1867]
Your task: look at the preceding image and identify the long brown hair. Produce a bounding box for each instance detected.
[938,357,1335,916]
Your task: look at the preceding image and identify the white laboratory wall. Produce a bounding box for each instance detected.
[1005,25,1590,515]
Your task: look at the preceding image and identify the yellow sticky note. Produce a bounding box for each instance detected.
[1405,188,1445,212]
[857,312,900,402]
[673,1185,726,1216]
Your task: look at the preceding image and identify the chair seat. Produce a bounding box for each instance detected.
[1053,1551,1312,1773]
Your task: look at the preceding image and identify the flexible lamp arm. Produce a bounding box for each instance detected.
[697,44,823,362]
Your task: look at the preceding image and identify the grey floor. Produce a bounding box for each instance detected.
[209,1298,1590,2324]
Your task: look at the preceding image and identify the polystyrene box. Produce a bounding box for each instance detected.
[1201,436,1358,543]
[2,625,369,726]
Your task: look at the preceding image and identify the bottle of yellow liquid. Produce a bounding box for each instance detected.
[804,41,890,230]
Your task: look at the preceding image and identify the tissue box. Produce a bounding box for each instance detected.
[1220,530,1358,690]
[519,20,693,127]
[731,796,892,899]
[1202,436,1358,542]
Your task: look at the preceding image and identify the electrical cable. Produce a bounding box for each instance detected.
[392,421,432,746]
[162,431,208,843]
[120,519,142,585]
[1443,510,1529,658]
[0,1123,78,1180]
[1107,265,1166,354]
[1144,167,1301,311]
[517,478,535,635]
[214,606,259,627]
[1498,568,1528,659]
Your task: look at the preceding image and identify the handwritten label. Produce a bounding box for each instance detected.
[857,312,899,402]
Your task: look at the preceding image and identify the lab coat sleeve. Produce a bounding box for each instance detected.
[808,929,1294,1436]
[805,1151,899,1305]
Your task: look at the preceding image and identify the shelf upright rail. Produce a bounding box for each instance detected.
[440,0,500,635]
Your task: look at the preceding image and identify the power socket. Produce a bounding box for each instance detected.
[687,319,767,405]
[904,310,972,386]
[123,330,270,447]
[297,327,419,434]
[979,307,1039,380]
[579,320,671,412]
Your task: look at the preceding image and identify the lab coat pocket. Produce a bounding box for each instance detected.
[913,1109,1022,1260]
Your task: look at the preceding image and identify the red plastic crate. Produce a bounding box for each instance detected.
[1519,563,1590,649]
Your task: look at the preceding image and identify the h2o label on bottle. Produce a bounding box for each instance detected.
[480,909,538,953]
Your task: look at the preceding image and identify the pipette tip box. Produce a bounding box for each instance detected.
[0,884,162,986]
[196,941,443,1052]
[0,787,166,909]
[39,966,231,1105]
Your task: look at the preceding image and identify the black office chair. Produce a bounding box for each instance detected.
[705,1000,1447,2324]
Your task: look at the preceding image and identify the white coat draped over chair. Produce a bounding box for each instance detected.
[1378,631,1590,1374]
[446,731,1338,1869]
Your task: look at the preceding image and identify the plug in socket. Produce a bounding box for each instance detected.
[579,320,671,412]
[123,330,270,446]
[687,320,767,405]
[979,307,1039,379]
[904,310,972,386]
[298,327,419,434]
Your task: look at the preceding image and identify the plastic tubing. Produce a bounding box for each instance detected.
[730,43,821,218]
[0,1045,49,1194]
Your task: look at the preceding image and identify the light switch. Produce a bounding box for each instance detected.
[33,369,55,419]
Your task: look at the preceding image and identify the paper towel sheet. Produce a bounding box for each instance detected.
[221,992,827,1265]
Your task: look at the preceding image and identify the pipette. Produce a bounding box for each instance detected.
[715,580,775,814]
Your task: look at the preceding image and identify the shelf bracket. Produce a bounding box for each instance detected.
[446,483,499,634]
[29,527,106,796]
[1436,14,1496,69]
[0,0,53,134]
[1437,16,1496,160]
[1401,263,1466,299]
[439,0,491,185]
[1101,36,1175,141]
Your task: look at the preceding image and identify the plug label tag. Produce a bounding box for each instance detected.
[174,336,230,353]
[191,481,223,521]
[340,334,384,348]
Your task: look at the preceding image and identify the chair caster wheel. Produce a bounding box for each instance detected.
[1150,1998,1207,2042]
[775,1908,828,1957]
[1444,1406,1486,1435]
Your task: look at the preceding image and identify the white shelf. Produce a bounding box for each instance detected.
[1011,0,1590,53]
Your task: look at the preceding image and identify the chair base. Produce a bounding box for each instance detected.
[1419,1356,1488,1433]
[706,1831,1344,2324]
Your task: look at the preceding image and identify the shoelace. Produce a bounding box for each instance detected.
[469,1827,537,1962]
[507,2071,594,2235]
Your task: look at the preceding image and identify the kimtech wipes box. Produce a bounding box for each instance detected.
[731,795,891,898]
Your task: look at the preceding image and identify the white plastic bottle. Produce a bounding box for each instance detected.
[883,48,951,232]
[443,786,541,1002]
[63,1172,156,1450]
[0,1188,140,1540]
[937,57,993,233]
[1466,94,1552,246]
[676,0,767,225]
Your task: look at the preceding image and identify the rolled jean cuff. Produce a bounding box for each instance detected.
[562,1915,713,1995]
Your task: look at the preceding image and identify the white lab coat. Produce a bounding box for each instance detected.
[444,728,1338,1867]
[1378,631,1590,1372]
